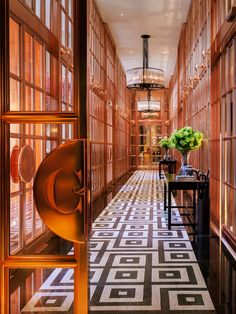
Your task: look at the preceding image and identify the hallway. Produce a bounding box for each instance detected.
[90,170,215,313]
[22,170,215,313]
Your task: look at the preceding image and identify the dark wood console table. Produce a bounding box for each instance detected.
[163,174,199,230]
[159,159,177,179]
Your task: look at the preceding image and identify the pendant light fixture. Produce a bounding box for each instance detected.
[126,35,165,90]
[137,90,161,112]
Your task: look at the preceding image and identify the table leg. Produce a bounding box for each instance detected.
[168,188,171,230]
[193,189,196,218]
[164,182,167,211]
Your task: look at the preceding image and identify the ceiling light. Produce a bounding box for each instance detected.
[126,35,165,90]
[137,90,161,112]
[120,13,124,16]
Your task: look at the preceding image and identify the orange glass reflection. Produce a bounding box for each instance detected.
[10,19,20,76]
[24,32,33,84]
[9,123,75,255]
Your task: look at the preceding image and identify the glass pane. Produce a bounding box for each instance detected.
[46,51,51,93]
[25,85,34,110]
[68,70,72,105]
[68,20,72,49]
[10,79,20,111]
[61,0,66,9]
[51,56,59,96]
[35,40,43,88]
[61,10,66,46]
[10,196,21,253]
[10,268,74,313]
[35,90,43,111]
[68,0,72,18]
[25,0,33,9]
[24,32,33,84]
[10,18,20,76]
[35,0,41,18]
[9,123,76,256]
[25,191,33,242]
[62,64,67,102]
[45,0,51,29]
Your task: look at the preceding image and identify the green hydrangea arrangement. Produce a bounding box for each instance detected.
[159,137,172,149]
[170,126,203,153]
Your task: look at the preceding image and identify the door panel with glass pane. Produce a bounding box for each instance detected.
[9,122,76,256]
[0,1,89,313]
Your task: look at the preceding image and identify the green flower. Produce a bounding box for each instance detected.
[170,126,204,153]
[159,137,172,149]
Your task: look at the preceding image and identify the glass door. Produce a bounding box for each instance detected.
[0,1,89,313]
[138,123,162,167]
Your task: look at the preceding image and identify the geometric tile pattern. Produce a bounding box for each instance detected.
[22,170,215,313]
[89,170,215,313]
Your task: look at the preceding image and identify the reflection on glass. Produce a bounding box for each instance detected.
[9,11,74,112]
[51,56,59,96]
[25,191,33,242]
[68,70,73,105]
[68,0,72,18]
[35,40,43,88]
[35,90,43,111]
[45,0,51,29]
[25,0,33,8]
[10,123,75,255]
[25,85,33,110]
[10,268,74,313]
[62,64,67,102]
[35,0,41,18]
[10,196,20,253]
[10,79,20,111]
[46,51,51,93]
[61,10,66,46]
[68,20,72,49]
[24,32,33,84]
[61,0,66,8]
[10,19,20,76]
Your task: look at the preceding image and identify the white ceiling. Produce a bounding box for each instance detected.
[95,0,191,86]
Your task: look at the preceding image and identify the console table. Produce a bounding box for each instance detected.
[164,174,199,230]
[159,159,177,179]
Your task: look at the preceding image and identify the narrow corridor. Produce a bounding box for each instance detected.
[89,170,215,313]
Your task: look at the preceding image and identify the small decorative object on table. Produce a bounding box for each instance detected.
[176,175,196,181]
[159,136,172,160]
[170,126,203,175]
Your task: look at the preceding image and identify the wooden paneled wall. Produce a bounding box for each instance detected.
[88,0,130,200]
[169,0,236,250]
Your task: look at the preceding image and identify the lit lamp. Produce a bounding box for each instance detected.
[126,35,165,90]
[137,90,161,112]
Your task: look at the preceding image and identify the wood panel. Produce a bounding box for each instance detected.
[169,0,236,251]
[88,0,130,200]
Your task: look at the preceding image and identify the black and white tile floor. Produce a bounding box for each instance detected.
[22,170,216,313]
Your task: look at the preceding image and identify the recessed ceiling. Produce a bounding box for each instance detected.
[95,0,191,86]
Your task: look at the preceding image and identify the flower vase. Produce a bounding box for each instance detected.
[179,151,192,175]
[163,148,170,160]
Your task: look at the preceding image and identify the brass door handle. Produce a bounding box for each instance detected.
[34,140,88,243]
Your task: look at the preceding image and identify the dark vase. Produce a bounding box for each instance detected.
[178,151,192,175]
[163,148,170,160]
